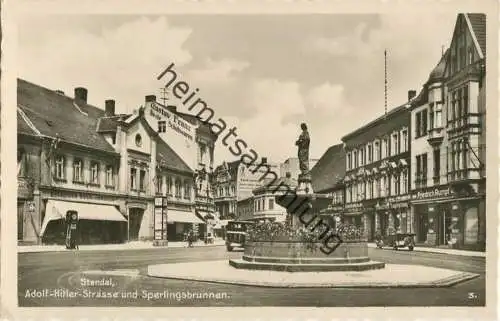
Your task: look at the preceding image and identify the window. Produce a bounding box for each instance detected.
[415,109,428,138]
[380,176,386,197]
[225,186,229,196]
[353,149,358,168]
[433,149,441,184]
[166,177,173,195]
[184,181,191,199]
[392,133,399,156]
[269,199,274,210]
[158,121,166,133]
[135,134,142,147]
[383,137,389,159]
[415,154,428,188]
[139,170,146,191]
[73,159,83,182]
[111,133,116,145]
[105,165,114,186]
[130,168,137,190]
[468,47,474,64]
[90,162,99,184]
[387,175,392,196]
[402,169,408,194]
[394,174,400,195]
[347,152,352,170]
[401,130,408,153]
[374,141,380,161]
[358,149,364,166]
[367,144,373,163]
[55,155,65,179]
[175,179,182,198]
[156,176,163,194]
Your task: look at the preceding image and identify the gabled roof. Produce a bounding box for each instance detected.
[466,13,486,57]
[428,49,450,84]
[96,115,130,133]
[156,138,193,174]
[17,78,116,153]
[310,143,346,193]
[17,109,38,136]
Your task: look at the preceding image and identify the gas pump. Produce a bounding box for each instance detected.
[65,210,79,250]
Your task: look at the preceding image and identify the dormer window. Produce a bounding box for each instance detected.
[135,134,142,147]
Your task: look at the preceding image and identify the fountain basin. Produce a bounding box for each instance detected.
[229,240,385,272]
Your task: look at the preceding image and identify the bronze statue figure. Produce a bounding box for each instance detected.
[295,123,310,175]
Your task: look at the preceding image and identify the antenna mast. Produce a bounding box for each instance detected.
[384,49,388,117]
[159,87,169,105]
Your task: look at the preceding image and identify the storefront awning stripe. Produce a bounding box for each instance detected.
[40,200,126,237]
[167,210,204,224]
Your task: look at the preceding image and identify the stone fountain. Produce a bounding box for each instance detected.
[229,123,385,272]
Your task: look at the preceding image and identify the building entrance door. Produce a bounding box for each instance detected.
[128,208,144,241]
[417,212,428,243]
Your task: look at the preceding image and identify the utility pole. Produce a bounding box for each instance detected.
[384,49,388,118]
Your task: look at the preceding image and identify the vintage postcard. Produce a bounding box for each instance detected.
[1,0,498,320]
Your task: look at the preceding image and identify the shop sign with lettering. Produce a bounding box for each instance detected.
[411,187,454,201]
[147,102,195,141]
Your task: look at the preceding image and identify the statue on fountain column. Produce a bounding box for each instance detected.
[296,123,310,175]
[295,123,313,194]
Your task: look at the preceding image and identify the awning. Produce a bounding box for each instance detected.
[168,210,204,224]
[40,200,126,236]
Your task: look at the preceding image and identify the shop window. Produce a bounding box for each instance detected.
[73,158,83,183]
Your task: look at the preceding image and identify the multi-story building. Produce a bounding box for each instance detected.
[309,143,346,227]
[236,174,296,222]
[409,13,486,250]
[212,157,280,220]
[212,160,240,220]
[341,97,412,241]
[17,79,204,245]
[280,157,319,181]
[142,96,218,236]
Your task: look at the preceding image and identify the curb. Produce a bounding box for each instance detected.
[367,244,486,258]
[146,267,480,289]
[18,243,225,254]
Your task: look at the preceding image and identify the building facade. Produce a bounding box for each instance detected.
[341,99,412,241]
[212,160,240,220]
[280,157,319,181]
[409,13,486,250]
[309,143,346,228]
[17,79,204,245]
[212,157,280,220]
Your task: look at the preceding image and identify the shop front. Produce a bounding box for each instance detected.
[40,199,128,245]
[343,202,364,233]
[319,204,344,230]
[374,195,411,238]
[166,209,205,241]
[410,185,484,250]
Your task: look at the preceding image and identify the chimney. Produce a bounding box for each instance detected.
[145,95,156,103]
[55,90,65,95]
[408,90,417,101]
[261,157,267,164]
[105,99,115,116]
[74,87,88,104]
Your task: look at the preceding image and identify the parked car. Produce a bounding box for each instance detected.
[376,233,415,251]
[225,221,254,251]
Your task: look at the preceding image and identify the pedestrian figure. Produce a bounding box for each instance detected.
[187,230,194,248]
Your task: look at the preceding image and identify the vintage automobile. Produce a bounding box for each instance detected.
[225,220,254,251]
[375,233,416,251]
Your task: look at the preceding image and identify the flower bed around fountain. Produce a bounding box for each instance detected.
[229,221,385,272]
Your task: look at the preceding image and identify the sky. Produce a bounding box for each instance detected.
[17,13,458,165]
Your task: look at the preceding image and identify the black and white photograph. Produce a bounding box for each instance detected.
[8,2,496,319]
